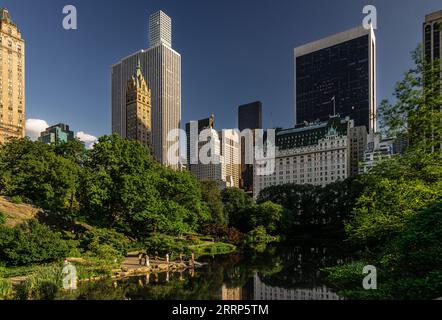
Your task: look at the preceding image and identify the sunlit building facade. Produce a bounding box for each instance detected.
[0,8,25,144]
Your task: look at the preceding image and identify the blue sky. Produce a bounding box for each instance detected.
[2,0,441,141]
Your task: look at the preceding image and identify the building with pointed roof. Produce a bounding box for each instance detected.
[126,60,152,148]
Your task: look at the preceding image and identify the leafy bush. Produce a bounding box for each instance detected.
[80,228,130,257]
[144,234,186,255]
[15,264,63,300]
[322,262,368,290]
[0,212,5,225]
[0,220,70,266]
[189,242,236,257]
[245,226,278,252]
[202,224,244,246]
[325,204,442,300]
[10,195,24,205]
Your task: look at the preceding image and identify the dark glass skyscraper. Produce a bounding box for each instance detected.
[238,101,263,193]
[294,26,376,133]
[185,115,215,169]
[238,101,263,132]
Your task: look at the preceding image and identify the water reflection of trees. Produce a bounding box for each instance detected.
[57,242,352,300]
[257,244,352,289]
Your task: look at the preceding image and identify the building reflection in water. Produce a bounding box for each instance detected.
[221,273,342,301]
[252,274,343,300]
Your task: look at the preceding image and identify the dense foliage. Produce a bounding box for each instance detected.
[257,178,364,234]
[200,181,227,225]
[220,188,283,235]
[0,134,211,240]
[78,134,210,238]
[324,47,442,300]
[0,220,70,266]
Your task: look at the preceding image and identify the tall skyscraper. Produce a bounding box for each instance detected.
[238,101,263,132]
[294,26,376,133]
[126,61,152,148]
[185,116,240,189]
[423,10,442,151]
[424,10,442,69]
[221,129,241,189]
[0,8,25,144]
[112,10,181,169]
[185,115,224,185]
[238,101,263,193]
[186,115,215,168]
[149,10,172,48]
[39,123,74,145]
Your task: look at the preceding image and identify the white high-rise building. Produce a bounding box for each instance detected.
[185,117,241,189]
[221,129,241,188]
[149,10,172,48]
[112,10,181,169]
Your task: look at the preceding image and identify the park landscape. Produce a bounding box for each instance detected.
[0,44,441,300]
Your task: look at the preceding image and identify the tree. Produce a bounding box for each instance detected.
[200,181,227,225]
[221,188,254,230]
[378,46,442,151]
[0,138,80,217]
[78,134,209,239]
[346,47,442,248]
[253,201,283,234]
[54,139,87,165]
[0,220,70,266]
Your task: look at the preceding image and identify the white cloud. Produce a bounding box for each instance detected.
[76,131,98,149]
[25,119,49,141]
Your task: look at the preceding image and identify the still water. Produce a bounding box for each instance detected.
[60,241,352,300]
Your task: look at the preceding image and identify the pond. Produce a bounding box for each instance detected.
[58,240,353,300]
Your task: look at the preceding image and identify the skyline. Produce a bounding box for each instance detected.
[2,0,442,143]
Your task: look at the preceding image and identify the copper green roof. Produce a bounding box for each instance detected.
[276,116,350,150]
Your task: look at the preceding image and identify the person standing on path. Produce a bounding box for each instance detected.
[138,252,143,266]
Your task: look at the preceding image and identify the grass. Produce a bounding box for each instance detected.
[189,242,237,257]
[0,278,13,300]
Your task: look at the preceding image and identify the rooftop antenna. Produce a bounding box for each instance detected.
[331,96,336,116]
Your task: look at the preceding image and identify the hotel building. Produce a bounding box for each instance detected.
[253,116,366,199]
[0,8,25,144]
